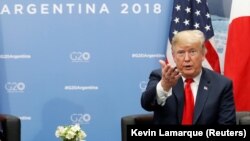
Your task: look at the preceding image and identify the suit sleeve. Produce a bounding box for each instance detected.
[218,79,236,124]
[141,69,163,111]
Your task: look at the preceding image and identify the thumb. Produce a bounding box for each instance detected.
[159,60,167,69]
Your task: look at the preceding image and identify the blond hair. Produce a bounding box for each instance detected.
[171,30,205,49]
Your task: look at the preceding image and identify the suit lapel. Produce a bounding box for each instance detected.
[193,68,211,124]
[173,78,185,124]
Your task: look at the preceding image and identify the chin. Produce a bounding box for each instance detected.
[182,70,195,77]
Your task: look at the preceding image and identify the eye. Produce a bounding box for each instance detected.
[176,50,185,56]
[189,50,198,56]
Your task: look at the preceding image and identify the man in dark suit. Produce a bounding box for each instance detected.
[141,30,236,125]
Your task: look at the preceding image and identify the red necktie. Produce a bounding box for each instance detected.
[182,79,194,125]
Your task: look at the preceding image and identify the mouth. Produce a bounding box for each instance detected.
[183,65,192,70]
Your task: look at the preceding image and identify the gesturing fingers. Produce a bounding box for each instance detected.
[164,66,177,79]
[159,61,181,91]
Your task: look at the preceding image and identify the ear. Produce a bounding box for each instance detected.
[202,55,205,61]
[201,49,206,61]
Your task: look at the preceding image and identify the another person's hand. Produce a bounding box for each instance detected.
[159,60,181,91]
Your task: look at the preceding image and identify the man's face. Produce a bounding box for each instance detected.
[172,41,205,78]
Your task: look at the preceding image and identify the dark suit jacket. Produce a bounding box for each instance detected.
[141,67,236,125]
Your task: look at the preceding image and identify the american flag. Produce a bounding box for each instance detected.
[166,0,221,73]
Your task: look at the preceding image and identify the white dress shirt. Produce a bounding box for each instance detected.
[156,71,202,106]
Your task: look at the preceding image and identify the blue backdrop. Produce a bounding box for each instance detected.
[0,0,230,141]
[0,0,172,140]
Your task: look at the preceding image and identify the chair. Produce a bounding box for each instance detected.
[0,114,21,141]
[121,113,153,141]
[236,111,250,125]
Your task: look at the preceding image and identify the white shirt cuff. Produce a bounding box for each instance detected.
[156,81,172,106]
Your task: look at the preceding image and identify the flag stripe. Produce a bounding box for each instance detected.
[204,40,221,73]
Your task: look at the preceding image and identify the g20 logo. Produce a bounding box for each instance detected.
[5,82,25,93]
[70,52,90,62]
[70,113,91,124]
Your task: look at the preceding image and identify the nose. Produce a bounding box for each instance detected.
[184,52,191,61]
